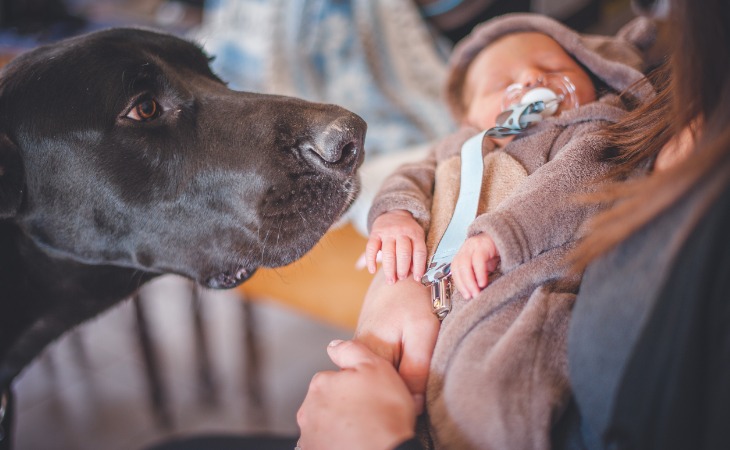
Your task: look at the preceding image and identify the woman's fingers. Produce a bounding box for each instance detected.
[327,339,381,370]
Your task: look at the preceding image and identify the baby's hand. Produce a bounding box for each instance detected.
[451,234,500,299]
[366,210,428,284]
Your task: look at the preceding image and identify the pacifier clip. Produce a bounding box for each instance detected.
[421,130,486,320]
[485,97,561,138]
[421,95,558,320]
[421,88,562,320]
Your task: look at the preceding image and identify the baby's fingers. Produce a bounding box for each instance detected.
[412,239,428,281]
[380,238,398,284]
[395,236,413,281]
[365,236,383,274]
[471,255,489,290]
[451,257,479,300]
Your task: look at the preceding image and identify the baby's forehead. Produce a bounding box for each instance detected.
[466,31,575,76]
[486,31,564,53]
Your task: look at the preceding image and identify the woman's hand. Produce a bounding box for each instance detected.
[365,210,429,284]
[354,270,439,413]
[297,340,417,450]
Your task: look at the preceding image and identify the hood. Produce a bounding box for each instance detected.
[445,13,658,121]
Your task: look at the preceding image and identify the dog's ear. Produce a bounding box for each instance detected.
[0,133,24,218]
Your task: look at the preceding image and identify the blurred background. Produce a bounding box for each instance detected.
[0,0,636,448]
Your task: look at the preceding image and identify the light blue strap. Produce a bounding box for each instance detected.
[422,130,486,285]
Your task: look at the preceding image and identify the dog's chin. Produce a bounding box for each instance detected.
[338,176,361,216]
[202,176,361,290]
[203,265,257,289]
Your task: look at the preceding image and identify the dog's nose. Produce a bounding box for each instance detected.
[299,112,366,174]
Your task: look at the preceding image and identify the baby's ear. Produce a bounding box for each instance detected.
[0,133,24,218]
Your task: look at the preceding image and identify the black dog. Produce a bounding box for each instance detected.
[0,27,365,447]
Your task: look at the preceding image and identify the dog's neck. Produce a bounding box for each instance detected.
[0,220,155,387]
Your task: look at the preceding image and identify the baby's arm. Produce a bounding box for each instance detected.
[366,210,428,283]
[366,127,489,284]
[450,233,500,299]
[366,141,446,283]
[451,121,617,299]
[471,120,616,272]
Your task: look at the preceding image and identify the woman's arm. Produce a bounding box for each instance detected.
[354,270,440,412]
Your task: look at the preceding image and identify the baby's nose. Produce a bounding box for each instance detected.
[518,69,546,88]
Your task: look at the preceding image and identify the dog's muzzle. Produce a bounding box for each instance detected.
[296,113,366,177]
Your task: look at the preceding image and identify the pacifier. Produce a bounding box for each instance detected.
[486,74,578,138]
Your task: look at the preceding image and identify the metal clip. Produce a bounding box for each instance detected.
[420,129,489,320]
[422,262,453,320]
[430,275,453,320]
[421,260,451,285]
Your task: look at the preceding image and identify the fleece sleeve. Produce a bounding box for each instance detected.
[367,126,482,234]
[366,148,438,233]
[468,121,614,272]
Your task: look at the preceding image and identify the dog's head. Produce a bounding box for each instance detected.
[0,27,366,289]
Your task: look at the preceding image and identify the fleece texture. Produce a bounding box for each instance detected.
[366,13,658,450]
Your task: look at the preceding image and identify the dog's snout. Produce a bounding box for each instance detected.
[299,112,366,174]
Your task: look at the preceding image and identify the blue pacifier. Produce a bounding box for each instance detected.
[486,74,578,138]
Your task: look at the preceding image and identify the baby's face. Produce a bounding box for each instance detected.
[462,32,597,130]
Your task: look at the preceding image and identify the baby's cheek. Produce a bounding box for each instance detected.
[465,104,501,129]
[580,88,597,106]
[574,75,597,106]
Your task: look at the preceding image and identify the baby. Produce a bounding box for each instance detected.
[365,13,651,303]
[356,13,655,448]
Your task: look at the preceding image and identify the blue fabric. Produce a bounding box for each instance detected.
[192,0,456,159]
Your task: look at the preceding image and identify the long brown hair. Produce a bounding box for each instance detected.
[571,0,730,270]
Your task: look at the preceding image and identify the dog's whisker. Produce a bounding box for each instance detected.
[275,220,284,249]
[297,210,308,226]
[259,228,273,262]
[295,205,310,228]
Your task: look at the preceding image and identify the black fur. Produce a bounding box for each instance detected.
[0,27,365,405]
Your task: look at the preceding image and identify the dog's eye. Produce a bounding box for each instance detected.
[127,98,161,121]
